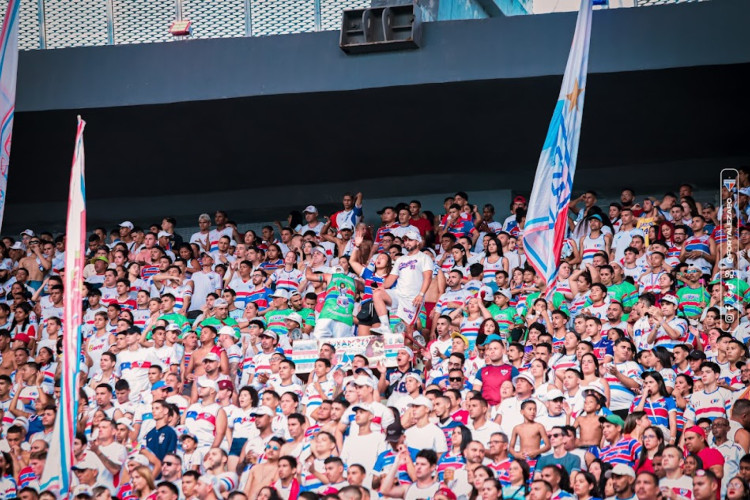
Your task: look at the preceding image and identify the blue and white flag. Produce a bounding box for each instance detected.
[0,0,19,232]
[40,117,87,499]
[522,0,593,288]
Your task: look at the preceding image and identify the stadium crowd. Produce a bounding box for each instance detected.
[0,177,749,500]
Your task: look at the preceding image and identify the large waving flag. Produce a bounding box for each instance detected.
[0,0,19,232]
[40,117,86,498]
[522,0,592,288]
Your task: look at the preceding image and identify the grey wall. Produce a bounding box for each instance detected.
[17,0,750,112]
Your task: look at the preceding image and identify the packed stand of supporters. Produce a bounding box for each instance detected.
[0,178,750,500]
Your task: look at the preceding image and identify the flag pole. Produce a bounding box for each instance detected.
[40,116,87,498]
[0,0,20,232]
[522,0,593,290]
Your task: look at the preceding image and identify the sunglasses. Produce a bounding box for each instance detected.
[265,444,280,451]
[550,433,562,438]
[449,377,463,382]
[162,461,177,466]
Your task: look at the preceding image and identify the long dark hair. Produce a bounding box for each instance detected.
[636,426,664,471]
[576,471,601,499]
[590,459,612,495]
[453,425,473,456]
[642,371,670,399]
[484,236,504,258]
[469,465,495,500]
[580,352,601,377]
[9,302,32,331]
[258,486,282,500]
[513,459,531,492]
[0,451,12,477]
[651,347,673,371]
[475,318,500,347]
[452,244,468,268]
[542,464,572,492]
[725,476,750,500]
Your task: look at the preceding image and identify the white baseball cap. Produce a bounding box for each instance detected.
[402,230,422,242]
[544,389,564,401]
[251,406,276,418]
[514,372,535,386]
[352,403,375,414]
[197,378,219,392]
[285,312,304,326]
[408,395,433,411]
[128,454,150,467]
[353,375,377,389]
[198,474,223,498]
[72,455,100,471]
[605,464,636,479]
[119,221,134,230]
[218,325,237,337]
[303,205,318,214]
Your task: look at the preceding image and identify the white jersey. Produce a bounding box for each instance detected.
[86,331,112,377]
[391,252,435,298]
[209,227,235,252]
[132,308,151,331]
[116,348,166,401]
[83,305,107,338]
[185,402,223,449]
[612,227,644,262]
[390,224,420,239]
[152,344,181,368]
[190,270,222,312]
[405,481,440,500]
[100,285,118,306]
[659,476,693,500]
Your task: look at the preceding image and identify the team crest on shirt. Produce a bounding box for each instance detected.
[500,369,509,376]
[711,398,720,405]
[725,179,737,191]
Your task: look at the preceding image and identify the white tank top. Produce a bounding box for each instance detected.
[186,402,221,448]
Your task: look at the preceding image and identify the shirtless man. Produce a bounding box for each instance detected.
[0,331,15,377]
[319,400,344,436]
[508,400,550,464]
[19,238,51,291]
[185,325,230,386]
[573,393,604,447]
[244,436,284,497]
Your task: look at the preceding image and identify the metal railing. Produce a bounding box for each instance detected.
[5,0,372,50]
[3,0,701,51]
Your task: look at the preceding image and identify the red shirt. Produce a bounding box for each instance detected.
[697,446,725,500]
[410,217,433,237]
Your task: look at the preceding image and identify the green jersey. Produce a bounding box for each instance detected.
[319,274,356,326]
[487,305,519,335]
[200,316,241,339]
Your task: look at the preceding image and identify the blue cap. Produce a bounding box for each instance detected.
[481,334,504,346]
[151,381,173,392]
[587,214,603,222]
